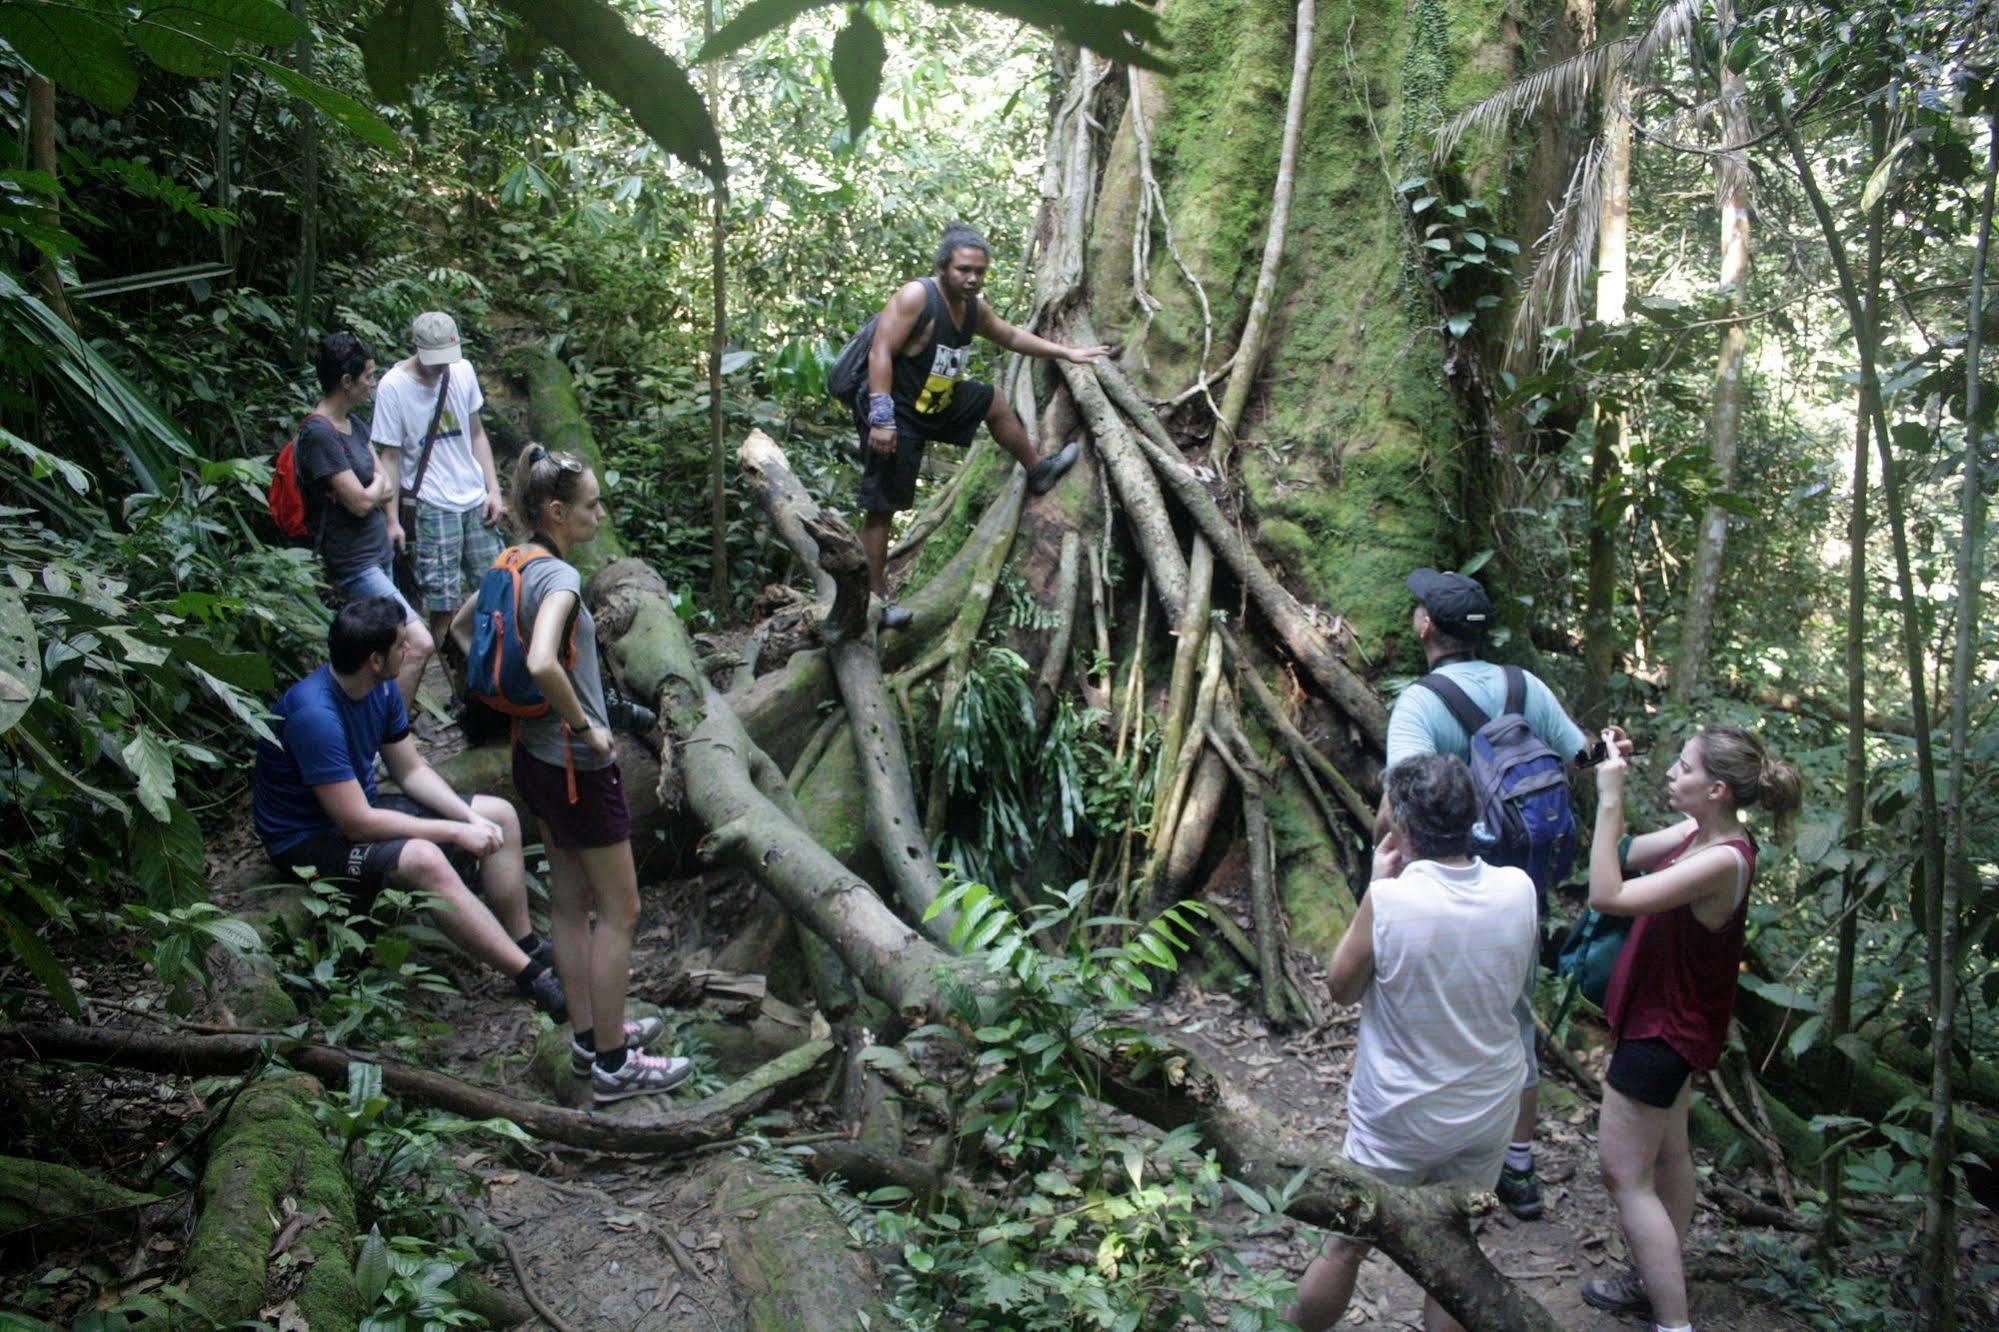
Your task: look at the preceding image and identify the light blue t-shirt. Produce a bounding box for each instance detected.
[1383,660,1588,772]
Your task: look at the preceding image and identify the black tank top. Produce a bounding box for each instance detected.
[890,277,978,417]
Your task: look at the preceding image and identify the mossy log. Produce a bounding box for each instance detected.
[0,1024,833,1157]
[521,349,625,576]
[736,430,954,938]
[709,1157,892,1330]
[180,1072,359,1329]
[0,1155,170,1250]
[1737,988,1999,1204]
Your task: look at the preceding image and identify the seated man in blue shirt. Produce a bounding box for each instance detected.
[253,596,564,1019]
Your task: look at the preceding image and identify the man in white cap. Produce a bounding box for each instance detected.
[374,311,502,704]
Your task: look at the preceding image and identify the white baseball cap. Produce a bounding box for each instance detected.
[412,311,462,366]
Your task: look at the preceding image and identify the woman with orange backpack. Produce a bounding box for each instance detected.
[294,331,433,710]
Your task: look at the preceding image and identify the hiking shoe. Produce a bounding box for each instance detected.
[1026,438,1081,496]
[570,1016,669,1077]
[525,935,555,971]
[519,967,568,1024]
[1497,1163,1544,1220]
[592,1049,694,1104]
[878,601,913,630]
[1580,1268,1652,1320]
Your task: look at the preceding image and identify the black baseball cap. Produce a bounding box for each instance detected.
[1406,568,1494,640]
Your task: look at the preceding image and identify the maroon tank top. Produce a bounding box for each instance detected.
[1602,829,1758,1071]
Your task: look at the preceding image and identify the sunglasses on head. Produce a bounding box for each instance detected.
[527,446,584,473]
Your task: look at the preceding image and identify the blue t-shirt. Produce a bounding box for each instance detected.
[1383,659,1588,772]
[252,664,410,854]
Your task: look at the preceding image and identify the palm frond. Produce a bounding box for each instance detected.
[1628,0,1705,80]
[1432,37,1633,163]
[1510,132,1612,359]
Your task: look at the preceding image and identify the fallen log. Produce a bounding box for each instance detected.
[709,1156,892,1329]
[180,1072,360,1328]
[736,431,955,938]
[0,1024,834,1157]
[0,1155,174,1250]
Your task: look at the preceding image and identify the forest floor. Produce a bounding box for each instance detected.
[0,685,1899,1330]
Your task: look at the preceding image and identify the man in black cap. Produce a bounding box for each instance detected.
[1374,566,1628,1221]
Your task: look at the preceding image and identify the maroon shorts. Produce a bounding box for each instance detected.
[512,748,631,850]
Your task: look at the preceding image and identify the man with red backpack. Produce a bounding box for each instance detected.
[1374,567,1632,1220]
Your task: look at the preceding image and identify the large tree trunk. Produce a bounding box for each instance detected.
[1670,0,1753,703]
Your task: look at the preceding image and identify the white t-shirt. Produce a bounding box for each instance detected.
[373,359,489,512]
[1344,857,1537,1173]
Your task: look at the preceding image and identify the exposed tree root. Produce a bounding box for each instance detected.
[0,1024,834,1157]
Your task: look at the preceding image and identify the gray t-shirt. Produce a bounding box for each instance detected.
[298,413,389,583]
[515,553,611,770]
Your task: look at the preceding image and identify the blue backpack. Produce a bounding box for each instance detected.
[1415,666,1578,895]
[466,545,574,718]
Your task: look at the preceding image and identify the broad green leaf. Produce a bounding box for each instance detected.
[698,0,835,60]
[0,5,141,111]
[131,797,205,905]
[355,1227,390,1306]
[190,662,279,744]
[122,728,177,822]
[240,55,401,152]
[198,916,263,954]
[0,585,39,737]
[361,0,447,103]
[167,635,274,691]
[1787,1013,1825,1061]
[132,20,226,74]
[830,9,885,139]
[0,901,77,1015]
[1737,973,1820,1013]
[1445,311,1475,337]
[492,0,721,181]
[140,0,303,45]
[938,0,1170,72]
[0,425,92,495]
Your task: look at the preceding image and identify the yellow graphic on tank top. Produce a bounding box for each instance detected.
[914,344,970,415]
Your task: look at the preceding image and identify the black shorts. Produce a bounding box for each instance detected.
[513,748,631,850]
[853,380,996,512]
[266,794,479,906]
[1607,1036,1695,1109]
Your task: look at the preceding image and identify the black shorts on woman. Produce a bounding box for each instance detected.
[853,276,994,513]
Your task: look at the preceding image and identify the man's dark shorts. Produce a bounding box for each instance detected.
[853,380,996,512]
[266,793,479,906]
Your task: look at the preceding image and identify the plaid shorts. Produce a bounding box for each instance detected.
[412,500,504,612]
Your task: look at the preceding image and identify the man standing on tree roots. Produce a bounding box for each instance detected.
[1375,567,1630,1221]
[252,597,567,1025]
[376,310,504,703]
[853,223,1108,628]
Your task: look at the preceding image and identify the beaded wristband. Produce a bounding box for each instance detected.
[867,393,896,428]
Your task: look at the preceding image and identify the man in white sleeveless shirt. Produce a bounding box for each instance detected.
[1286,755,1538,1332]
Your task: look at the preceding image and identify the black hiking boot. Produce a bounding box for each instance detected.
[1497,1162,1545,1219]
[1026,438,1081,495]
[518,967,568,1025]
[604,683,658,737]
[1580,1267,1652,1320]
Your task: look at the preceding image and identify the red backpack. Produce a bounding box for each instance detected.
[266,413,327,540]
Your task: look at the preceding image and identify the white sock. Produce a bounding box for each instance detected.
[1504,1141,1533,1172]
[1655,1324,1693,1332]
